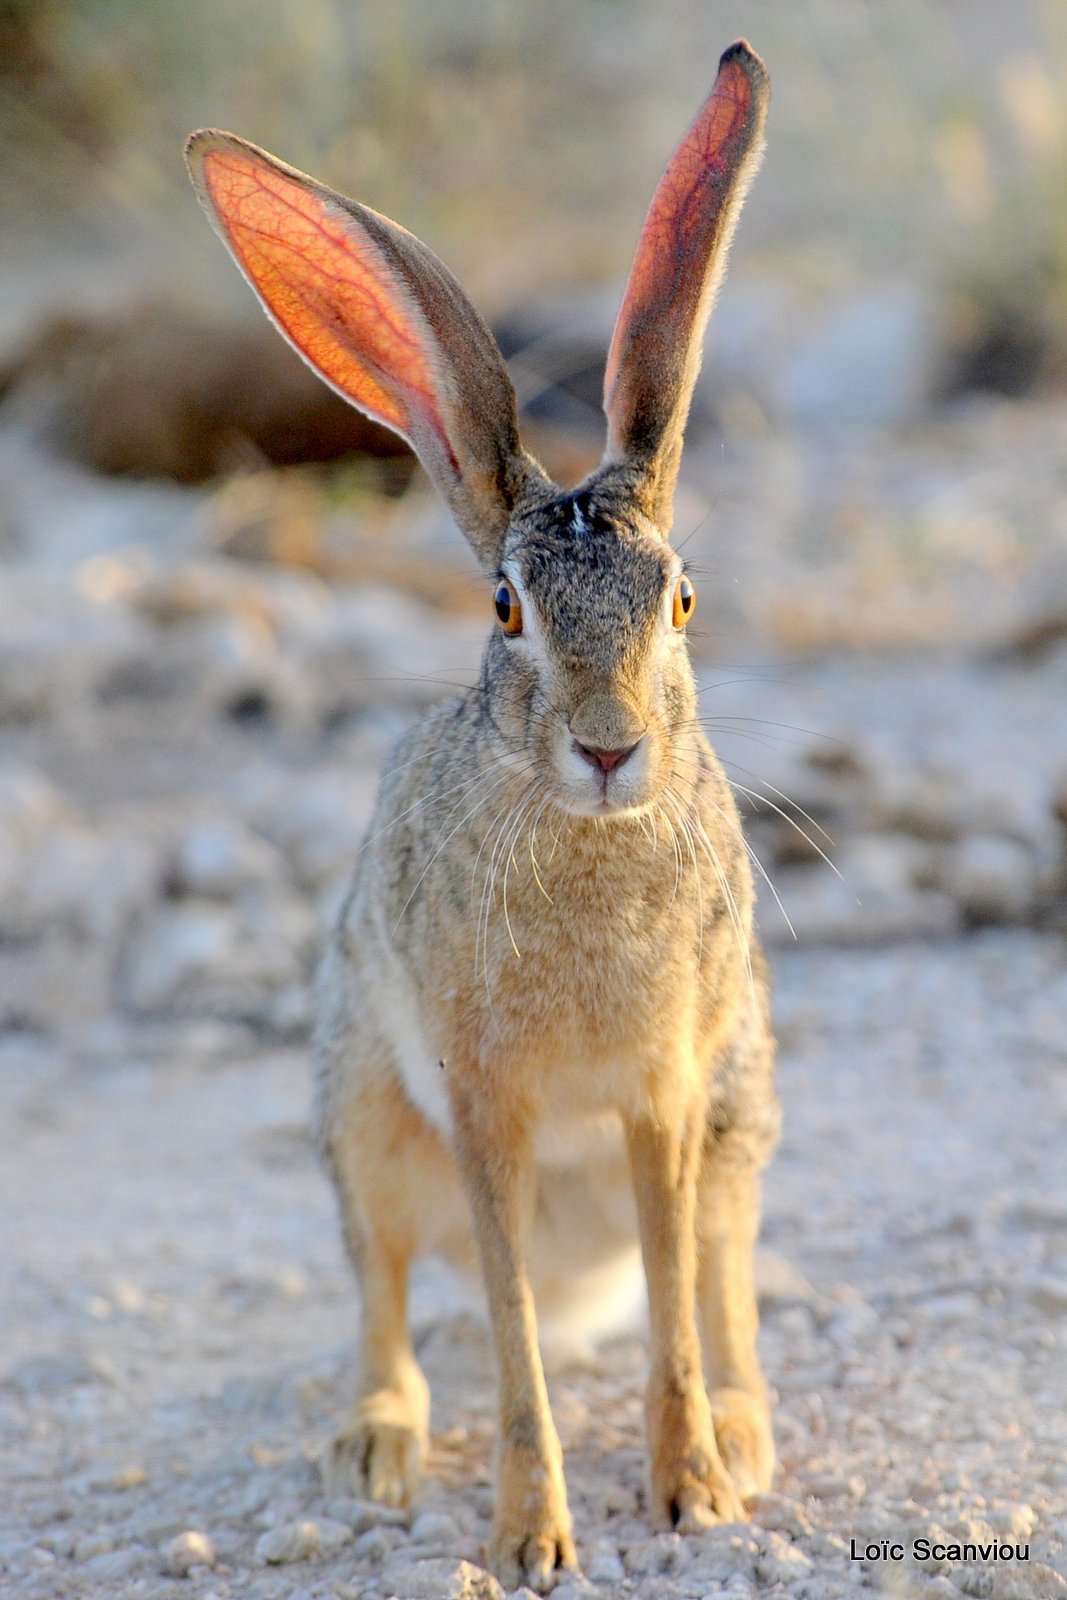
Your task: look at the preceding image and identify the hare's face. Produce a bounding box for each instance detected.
[487,488,698,818]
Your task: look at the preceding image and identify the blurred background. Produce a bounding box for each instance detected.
[3,4,1067,1590]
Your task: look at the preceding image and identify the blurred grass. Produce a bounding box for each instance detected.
[2,0,1067,342]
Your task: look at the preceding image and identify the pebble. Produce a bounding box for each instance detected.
[410,1509,462,1546]
[623,1532,691,1576]
[325,1495,410,1533]
[169,820,284,900]
[378,1555,504,1599]
[83,1545,147,1580]
[754,1250,819,1308]
[586,1547,626,1584]
[73,1531,115,1562]
[750,1495,814,1538]
[254,1517,352,1564]
[551,1578,598,1600]
[690,1527,761,1584]
[160,1529,217,1576]
[755,1530,814,1585]
[987,1502,1037,1540]
[118,898,305,1017]
[353,1525,400,1562]
[1029,1277,1067,1314]
[947,834,1038,922]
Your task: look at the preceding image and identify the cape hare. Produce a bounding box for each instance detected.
[187,38,778,1592]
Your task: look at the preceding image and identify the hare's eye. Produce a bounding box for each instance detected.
[494,580,523,635]
[672,574,697,629]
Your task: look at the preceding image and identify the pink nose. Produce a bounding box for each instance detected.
[573,739,640,774]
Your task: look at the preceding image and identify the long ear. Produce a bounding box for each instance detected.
[185,130,546,568]
[601,41,769,531]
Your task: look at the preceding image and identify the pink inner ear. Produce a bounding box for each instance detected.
[604,53,755,405]
[198,142,456,469]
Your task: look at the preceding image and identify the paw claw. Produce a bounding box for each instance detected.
[493,1530,577,1594]
[322,1387,427,1507]
[710,1386,775,1501]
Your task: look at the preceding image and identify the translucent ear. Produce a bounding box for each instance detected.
[186,130,544,567]
[602,41,769,531]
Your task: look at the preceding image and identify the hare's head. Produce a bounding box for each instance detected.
[187,42,768,817]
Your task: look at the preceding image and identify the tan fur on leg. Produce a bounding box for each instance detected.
[449,1083,577,1594]
[698,1160,775,1500]
[321,1060,454,1505]
[628,1112,745,1528]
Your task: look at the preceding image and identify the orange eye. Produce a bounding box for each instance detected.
[494,579,523,635]
[672,573,696,629]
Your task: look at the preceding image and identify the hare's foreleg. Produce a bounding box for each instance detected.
[449,1081,577,1594]
[697,988,779,1501]
[319,1058,439,1506]
[697,1154,775,1499]
[626,1110,746,1529]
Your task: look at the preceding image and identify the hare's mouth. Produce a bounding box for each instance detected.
[550,726,656,817]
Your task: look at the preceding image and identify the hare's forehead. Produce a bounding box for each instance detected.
[507,525,675,641]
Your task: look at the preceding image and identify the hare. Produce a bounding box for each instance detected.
[187,38,778,1592]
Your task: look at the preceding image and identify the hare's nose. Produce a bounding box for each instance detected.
[572,738,640,774]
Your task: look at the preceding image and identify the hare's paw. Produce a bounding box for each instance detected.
[491,1447,577,1593]
[323,1385,427,1507]
[710,1386,775,1501]
[646,1375,747,1530]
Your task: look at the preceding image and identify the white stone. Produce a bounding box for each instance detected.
[410,1510,461,1546]
[379,1555,504,1599]
[587,1548,626,1584]
[159,1530,217,1576]
[169,820,283,900]
[254,1516,350,1564]
[623,1533,691,1576]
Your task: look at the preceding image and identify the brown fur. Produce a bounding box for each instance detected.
[188,38,776,1595]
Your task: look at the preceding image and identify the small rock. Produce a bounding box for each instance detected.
[808,1472,865,1500]
[169,820,284,900]
[83,1546,148,1580]
[623,1532,690,1576]
[250,771,377,892]
[119,902,241,1014]
[410,1510,461,1546]
[160,1531,217,1577]
[825,1295,881,1349]
[118,897,307,1018]
[380,1555,504,1599]
[73,1532,115,1562]
[755,1530,814,1585]
[254,1516,351,1565]
[986,1502,1036,1540]
[689,1525,761,1583]
[353,1525,399,1562]
[586,1548,626,1585]
[1030,1277,1067,1314]
[552,1578,598,1600]
[947,834,1037,923]
[324,1496,409,1534]
[749,1494,813,1538]
[755,1250,819,1309]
